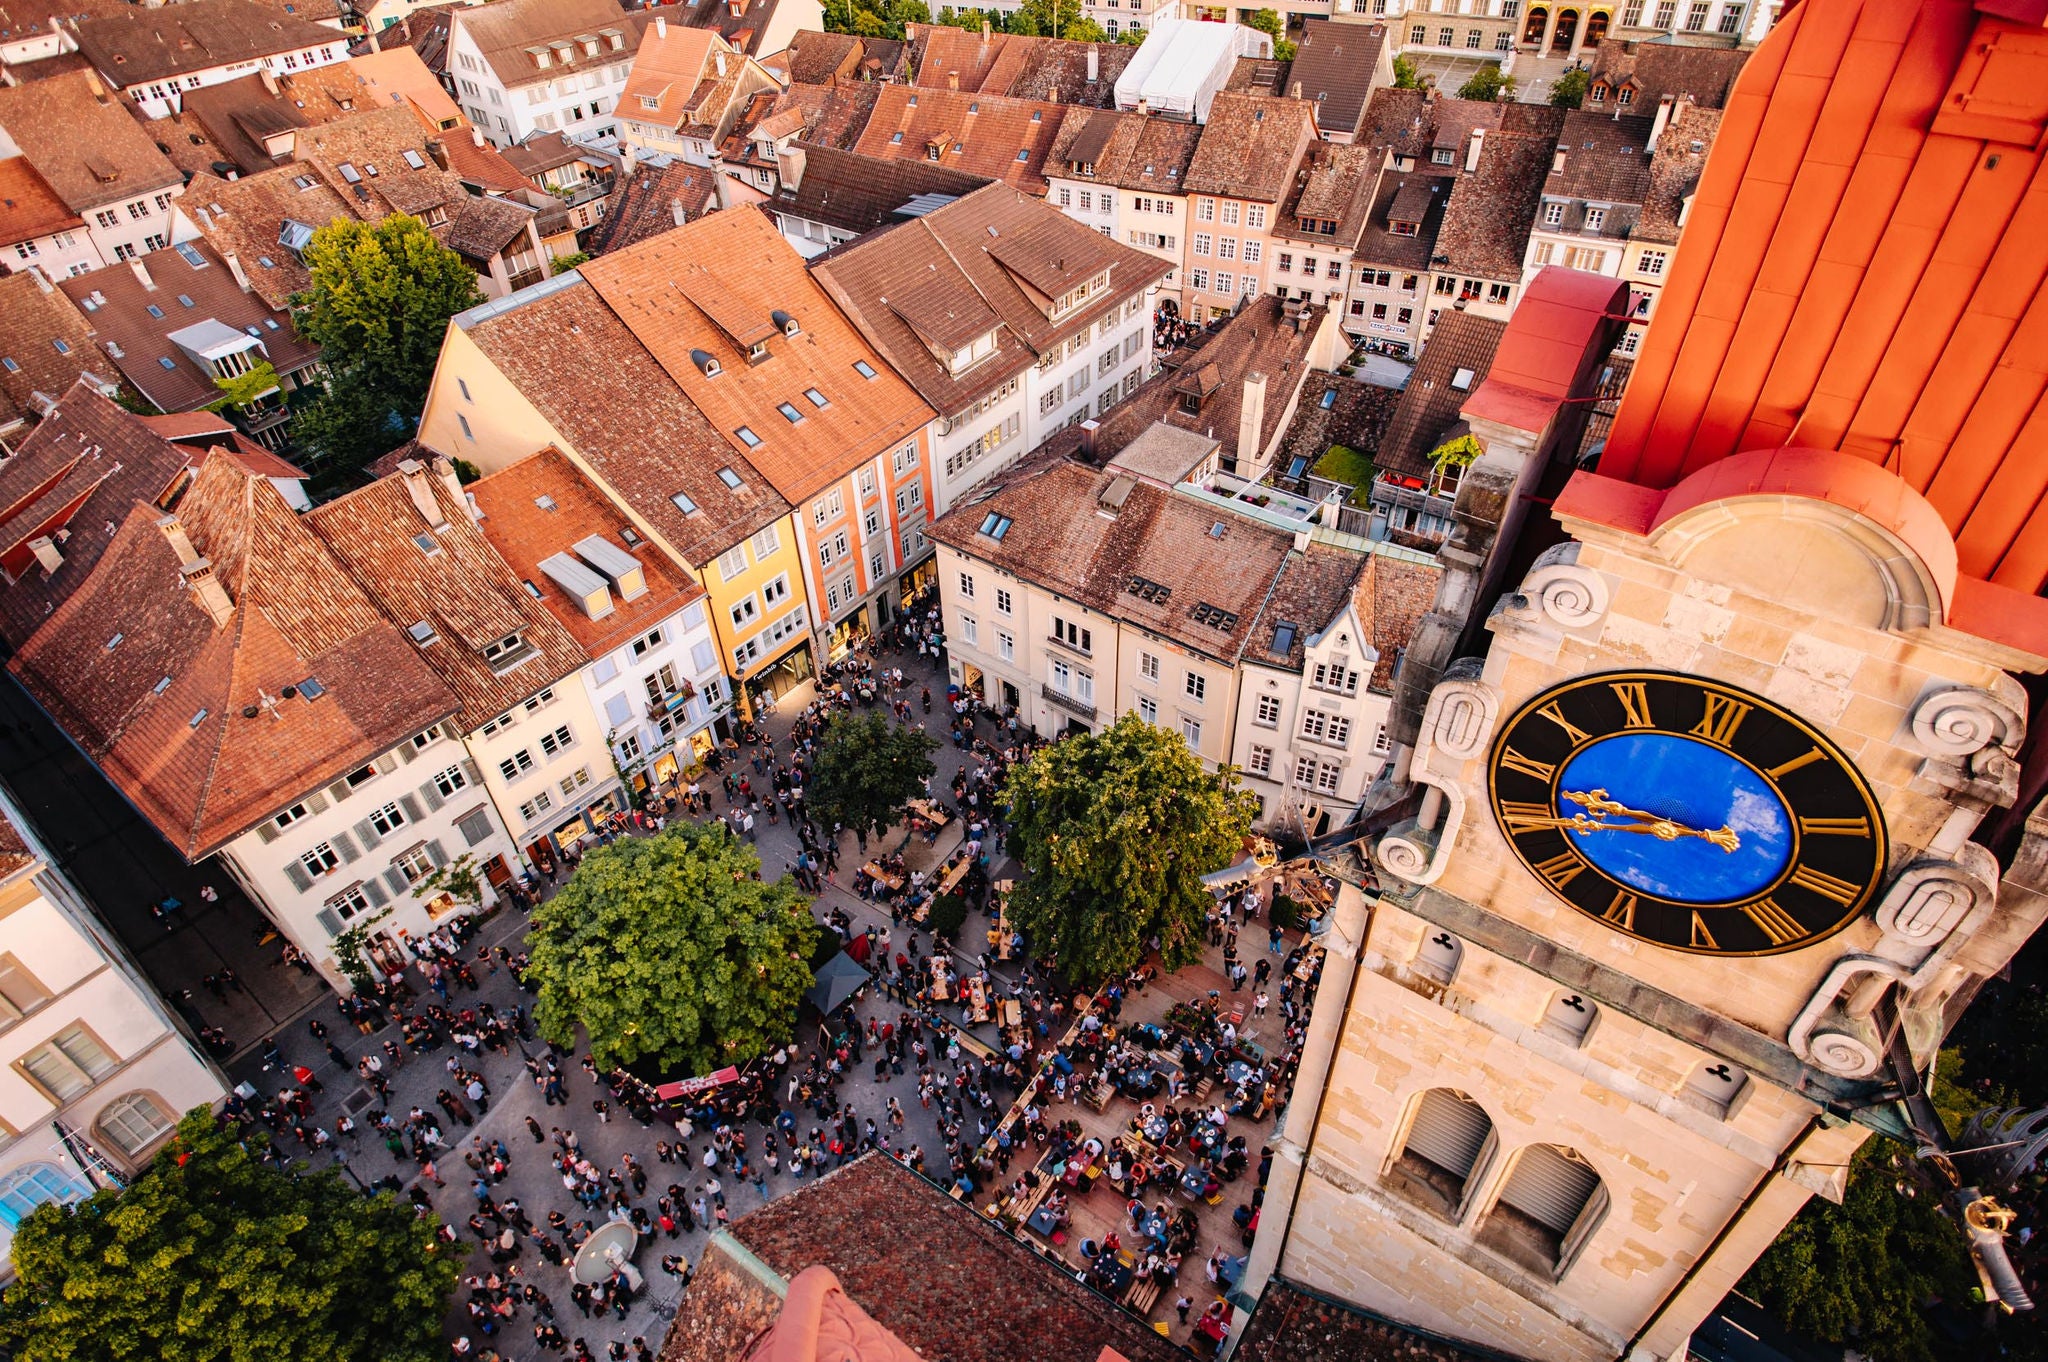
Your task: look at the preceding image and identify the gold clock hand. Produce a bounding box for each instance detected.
[1556,790,1742,853]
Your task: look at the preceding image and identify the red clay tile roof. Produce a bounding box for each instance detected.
[1185,92,1316,204]
[580,205,935,505]
[1235,1279,1502,1362]
[1632,99,1718,247]
[664,0,797,58]
[9,451,459,859]
[780,29,904,84]
[74,0,344,87]
[456,276,792,569]
[586,157,719,256]
[656,1234,786,1362]
[908,25,1131,107]
[1585,34,1750,111]
[762,80,882,150]
[1272,141,1379,251]
[1284,19,1388,140]
[1353,167,1449,273]
[0,155,84,249]
[618,22,720,128]
[1434,113,1563,282]
[853,83,1070,194]
[0,70,182,212]
[306,458,590,729]
[1245,541,1368,673]
[1369,548,1440,693]
[0,272,101,432]
[1546,109,1656,216]
[1375,309,1504,479]
[768,142,988,238]
[468,446,705,660]
[453,0,649,93]
[730,1154,1183,1362]
[181,164,352,310]
[811,182,1168,418]
[1044,106,1200,194]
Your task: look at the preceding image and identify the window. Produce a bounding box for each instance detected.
[300,842,340,879]
[1477,1145,1607,1279]
[273,802,311,830]
[762,575,789,607]
[1138,651,1159,681]
[560,767,593,798]
[1317,762,1342,793]
[1246,744,1273,776]
[499,750,535,780]
[631,628,664,658]
[20,1026,116,1102]
[1717,2,1745,31]
[433,765,469,798]
[1052,617,1092,653]
[1196,198,1215,222]
[1542,202,1565,227]
[731,595,759,627]
[1439,24,1454,42]
[1138,695,1158,724]
[1638,249,1668,276]
[717,546,750,581]
[0,1165,90,1228]
[1300,709,1351,746]
[98,1092,176,1156]
[1217,237,1236,261]
[995,588,1013,615]
[394,845,436,883]
[811,490,844,525]
[854,359,877,380]
[368,802,406,836]
[1685,0,1709,25]
[1254,693,1281,726]
[1583,207,1607,233]
[1184,672,1205,702]
[1487,282,1511,304]
[896,482,924,515]
[1466,27,1482,44]
[325,882,373,923]
[752,524,782,560]
[1193,232,1212,257]
[539,725,574,757]
[0,956,50,1026]
[958,572,975,599]
[1179,716,1202,745]
[1389,1088,1495,1222]
[1246,204,1266,229]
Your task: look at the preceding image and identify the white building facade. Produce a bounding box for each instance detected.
[585,598,729,799]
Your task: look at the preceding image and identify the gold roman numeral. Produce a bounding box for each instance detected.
[1690,912,1720,950]
[1742,898,1805,946]
[1602,890,1637,932]
[1500,802,1557,835]
[1797,816,1871,838]
[1610,681,1654,729]
[1536,702,1591,746]
[1788,864,1862,906]
[1691,694,1752,747]
[1532,850,1586,891]
[1765,748,1826,780]
[1499,748,1556,783]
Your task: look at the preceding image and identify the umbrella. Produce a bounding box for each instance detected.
[807,950,870,1016]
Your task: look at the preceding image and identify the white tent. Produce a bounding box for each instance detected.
[1113,19,1272,123]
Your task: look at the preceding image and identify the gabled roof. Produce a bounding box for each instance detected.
[468,447,703,659]
[0,272,99,433]
[853,84,1069,194]
[585,155,719,256]
[59,239,317,414]
[762,80,882,150]
[0,381,195,648]
[455,276,791,568]
[908,25,1130,107]
[182,165,352,310]
[1184,93,1316,204]
[663,0,801,58]
[770,143,989,238]
[10,452,458,861]
[617,20,720,129]
[306,457,589,729]
[501,130,605,178]
[1353,168,1450,272]
[0,156,85,250]
[341,45,464,127]
[781,28,904,84]
[810,182,1169,417]
[580,206,936,505]
[452,0,651,93]
[1546,109,1656,207]
[1375,309,1505,479]
[1042,106,1200,194]
[74,0,343,86]
[0,70,182,212]
[1246,542,1369,673]
[1585,35,1750,111]
[1434,108,1563,282]
[1285,18,1387,139]
[1633,99,1718,246]
[1273,142,1379,250]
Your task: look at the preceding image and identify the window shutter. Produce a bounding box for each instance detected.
[314,907,344,937]
[396,741,417,764]
[354,818,382,850]
[1403,1089,1490,1178]
[326,779,354,804]
[461,758,484,786]
[441,721,461,741]
[283,860,314,893]
[307,789,330,814]
[383,867,410,897]
[427,839,449,867]
[374,753,398,775]
[361,876,389,908]
[255,820,280,845]
[604,694,632,727]
[399,793,426,823]
[457,810,492,847]
[418,780,445,812]
[332,830,361,863]
[1498,1145,1601,1235]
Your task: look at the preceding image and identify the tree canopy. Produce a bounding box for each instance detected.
[1391,54,1423,88]
[1002,713,1260,982]
[1245,9,1294,59]
[525,821,819,1074]
[289,214,481,475]
[1457,62,1516,102]
[807,710,938,844]
[0,1109,460,1362]
[1548,66,1590,107]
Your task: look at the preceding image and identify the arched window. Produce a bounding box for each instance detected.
[0,1163,90,1229]
[1478,1144,1607,1279]
[1386,1088,1497,1222]
[1537,990,1598,1047]
[97,1092,176,1158]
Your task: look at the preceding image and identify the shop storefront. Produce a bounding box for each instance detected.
[746,637,815,715]
[898,557,936,611]
[827,603,872,662]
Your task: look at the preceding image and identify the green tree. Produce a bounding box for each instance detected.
[525,822,819,1074]
[1118,25,1147,42]
[1002,712,1260,982]
[550,250,591,275]
[1549,66,1590,107]
[1244,8,1293,57]
[1064,14,1107,40]
[1013,0,1078,37]
[808,710,939,848]
[204,359,281,417]
[0,1109,460,1362]
[1391,53,1422,88]
[290,214,481,472]
[1457,62,1516,102]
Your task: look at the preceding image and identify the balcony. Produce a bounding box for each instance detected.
[643,681,698,721]
[1041,683,1096,722]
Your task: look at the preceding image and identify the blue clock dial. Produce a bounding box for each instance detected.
[1488,672,1888,956]
[1554,734,1792,905]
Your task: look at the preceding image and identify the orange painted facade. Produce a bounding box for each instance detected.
[1599,0,2048,597]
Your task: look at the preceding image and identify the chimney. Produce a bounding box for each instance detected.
[947,70,958,90]
[26,536,62,577]
[1087,47,1098,82]
[776,143,806,191]
[1079,419,1099,459]
[432,456,471,521]
[1551,144,1566,174]
[221,249,254,293]
[1290,79,1301,99]
[670,196,690,226]
[395,458,449,530]
[1465,126,1484,172]
[710,151,733,211]
[655,13,666,34]
[129,259,155,290]
[426,138,451,170]
[471,125,486,147]
[83,69,107,102]
[620,142,637,175]
[259,65,279,95]
[1237,371,1267,471]
[1137,97,1148,117]
[714,48,726,76]
[157,516,234,628]
[1647,92,1675,152]
[366,21,380,52]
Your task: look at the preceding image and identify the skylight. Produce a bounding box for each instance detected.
[413,532,441,555]
[978,512,1011,540]
[804,387,828,408]
[854,360,877,379]
[177,294,195,308]
[1451,367,1475,391]
[1271,623,1297,654]
[733,425,760,448]
[404,149,427,169]
[671,491,700,515]
[159,357,177,370]
[175,242,207,268]
[189,708,209,728]
[153,675,173,695]
[147,304,164,318]
[339,162,361,183]
[51,339,69,354]
[777,401,804,423]
[298,677,325,699]
[535,494,557,511]
[408,619,438,644]
[719,465,746,485]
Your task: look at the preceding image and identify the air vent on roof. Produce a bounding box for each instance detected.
[690,348,721,377]
[772,309,799,336]
[1126,575,1170,603]
[1190,602,1239,632]
[621,526,641,546]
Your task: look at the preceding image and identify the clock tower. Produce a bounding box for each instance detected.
[1235,0,2048,1357]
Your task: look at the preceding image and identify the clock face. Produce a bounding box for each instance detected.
[1487,671,1888,956]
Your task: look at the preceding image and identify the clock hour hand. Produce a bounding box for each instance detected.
[1556,789,1742,853]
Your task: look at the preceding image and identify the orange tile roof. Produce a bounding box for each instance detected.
[0,271,99,431]
[468,446,704,660]
[1600,0,2048,597]
[618,21,719,127]
[852,84,1069,194]
[344,46,464,128]
[579,206,936,505]
[9,452,459,860]
[0,156,84,249]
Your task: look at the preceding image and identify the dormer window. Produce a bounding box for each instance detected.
[639,94,660,110]
[947,329,998,375]
[1389,217,1419,237]
[481,631,530,669]
[747,340,769,362]
[1431,147,1454,166]
[771,310,799,336]
[690,348,721,377]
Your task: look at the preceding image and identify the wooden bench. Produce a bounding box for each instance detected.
[1085,1081,1114,1112]
[1191,1076,1214,1102]
[1124,1276,1163,1315]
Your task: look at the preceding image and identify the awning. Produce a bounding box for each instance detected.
[807,949,870,1015]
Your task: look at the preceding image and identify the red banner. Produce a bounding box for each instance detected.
[655,1066,741,1101]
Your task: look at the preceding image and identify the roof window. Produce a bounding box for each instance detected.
[1126,575,1171,603]
[978,511,1011,540]
[804,387,828,408]
[1190,601,1239,632]
[690,348,721,377]
[338,162,361,183]
[719,465,746,486]
[403,149,426,169]
[177,294,195,308]
[733,426,761,448]
[298,677,325,699]
[159,357,177,370]
[104,632,123,651]
[854,360,877,379]
[408,619,438,644]
[147,304,164,318]
[1271,622,1297,654]
[534,494,557,511]
[189,708,209,728]
[153,675,172,695]
[258,256,276,268]
[671,491,700,515]
[1451,367,1475,391]
[777,401,804,424]
[292,174,315,190]
[175,242,207,268]
[413,532,441,556]
[0,359,14,372]
[1015,149,1028,162]
[51,339,69,354]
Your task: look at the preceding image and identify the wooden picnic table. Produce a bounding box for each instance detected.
[936,857,972,896]
[861,861,906,891]
[907,797,952,827]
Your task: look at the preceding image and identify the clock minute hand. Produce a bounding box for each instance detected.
[1557,789,1742,854]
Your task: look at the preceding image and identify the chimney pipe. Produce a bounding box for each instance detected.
[710,151,734,211]
[776,143,806,191]
[1647,92,1675,152]
[1237,371,1267,473]
[1465,126,1484,172]
[1087,47,1098,82]
[157,516,234,628]
[714,48,726,76]
[221,249,254,293]
[432,456,471,521]
[471,124,486,147]
[655,13,666,35]
[1079,419,1099,458]
[947,70,958,90]
[26,536,62,577]
[129,259,155,290]
[259,66,279,95]
[1552,145,1566,174]
[670,196,689,226]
